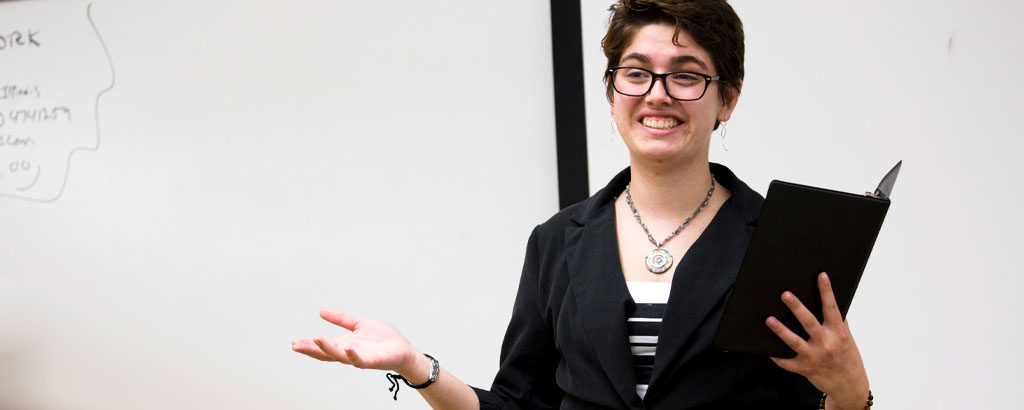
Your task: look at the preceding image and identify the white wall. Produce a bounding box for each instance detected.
[0,1,557,409]
[580,1,1024,409]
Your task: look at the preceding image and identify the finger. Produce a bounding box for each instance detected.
[313,337,354,365]
[344,346,371,369]
[291,339,333,362]
[320,309,360,331]
[765,316,809,353]
[769,356,802,374]
[780,291,824,339]
[818,272,844,325]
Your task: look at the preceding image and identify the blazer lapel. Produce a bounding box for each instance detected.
[564,184,642,409]
[647,198,754,391]
[557,164,761,407]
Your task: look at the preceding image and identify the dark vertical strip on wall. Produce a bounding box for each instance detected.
[550,0,589,209]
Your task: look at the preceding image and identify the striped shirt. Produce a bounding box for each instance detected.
[625,281,671,399]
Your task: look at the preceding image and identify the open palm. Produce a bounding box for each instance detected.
[292,309,420,374]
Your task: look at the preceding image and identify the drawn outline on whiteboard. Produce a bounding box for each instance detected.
[0,2,116,202]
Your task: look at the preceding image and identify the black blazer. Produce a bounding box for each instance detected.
[473,164,819,410]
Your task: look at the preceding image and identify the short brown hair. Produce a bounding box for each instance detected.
[602,0,744,111]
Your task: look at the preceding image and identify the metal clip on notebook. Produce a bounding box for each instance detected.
[866,161,902,200]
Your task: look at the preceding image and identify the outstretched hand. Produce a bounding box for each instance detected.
[292,309,425,378]
[765,273,870,410]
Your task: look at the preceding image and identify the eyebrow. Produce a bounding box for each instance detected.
[620,53,709,70]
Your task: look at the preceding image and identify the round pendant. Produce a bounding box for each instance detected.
[645,248,673,274]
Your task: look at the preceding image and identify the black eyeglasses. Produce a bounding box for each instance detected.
[607,66,720,101]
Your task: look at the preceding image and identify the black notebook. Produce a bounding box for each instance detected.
[711,162,901,358]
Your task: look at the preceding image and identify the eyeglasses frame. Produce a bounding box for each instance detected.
[606,66,721,101]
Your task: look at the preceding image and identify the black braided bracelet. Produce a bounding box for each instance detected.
[385,354,439,401]
[818,389,873,410]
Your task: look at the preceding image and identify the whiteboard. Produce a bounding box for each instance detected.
[0,0,557,409]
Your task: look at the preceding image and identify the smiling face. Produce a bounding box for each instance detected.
[611,23,738,168]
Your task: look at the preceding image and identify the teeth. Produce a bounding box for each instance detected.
[642,117,679,130]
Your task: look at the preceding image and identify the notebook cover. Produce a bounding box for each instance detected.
[711,180,890,357]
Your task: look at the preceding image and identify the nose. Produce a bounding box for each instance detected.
[645,77,672,104]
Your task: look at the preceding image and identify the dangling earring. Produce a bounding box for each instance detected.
[608,114,618,145]
[719,121,730,152]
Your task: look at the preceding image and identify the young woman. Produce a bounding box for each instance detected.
[292,1,872,408]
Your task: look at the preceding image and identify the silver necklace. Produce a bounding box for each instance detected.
[625,176,716,274]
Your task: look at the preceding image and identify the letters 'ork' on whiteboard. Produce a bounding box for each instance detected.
[0,1,113,202]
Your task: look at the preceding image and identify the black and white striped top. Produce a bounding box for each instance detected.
[625,281,671,399]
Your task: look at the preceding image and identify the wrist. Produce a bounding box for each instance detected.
[823,386,872,410]
[385,353,440,401]
[824,367,870,410]
[397,350,432,385]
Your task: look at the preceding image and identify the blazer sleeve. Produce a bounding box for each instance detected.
[473,225,563,410]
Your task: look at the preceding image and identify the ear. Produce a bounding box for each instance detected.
[717,82,741,122]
